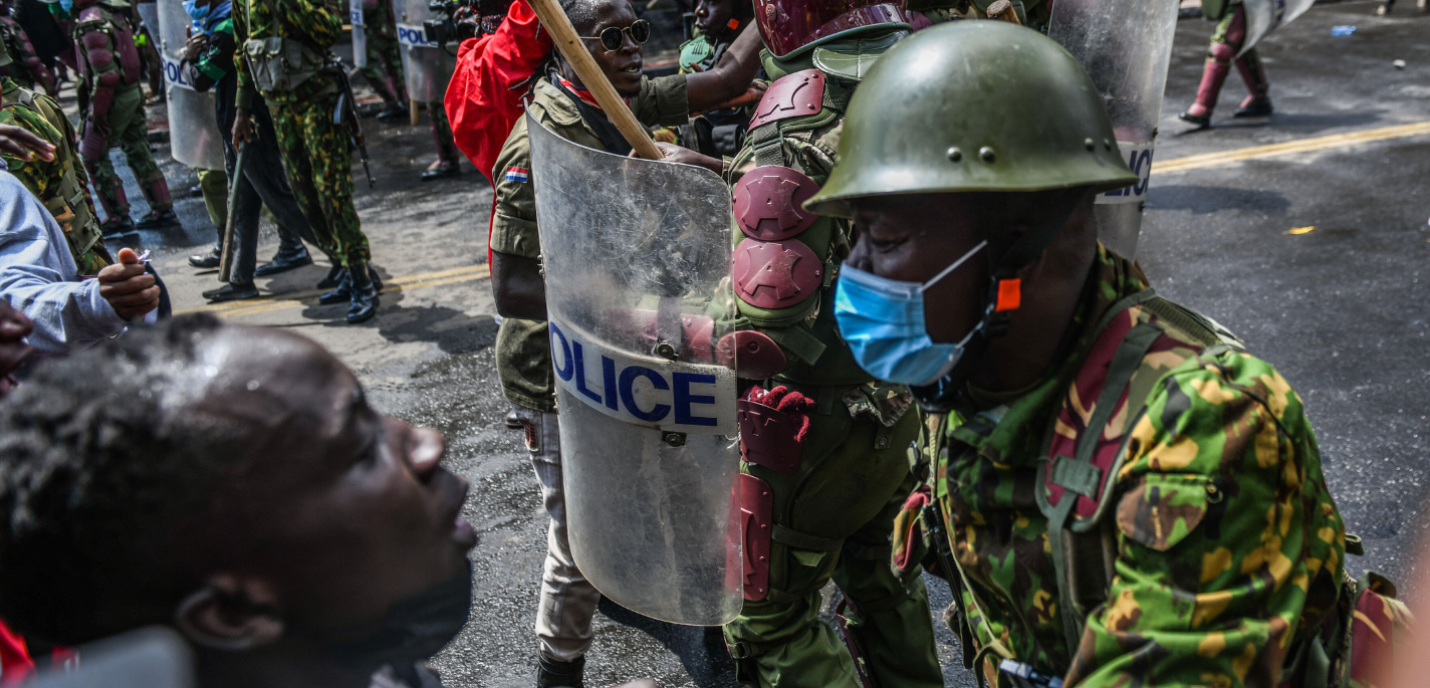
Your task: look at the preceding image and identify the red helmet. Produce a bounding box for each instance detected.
[753,0,911,58]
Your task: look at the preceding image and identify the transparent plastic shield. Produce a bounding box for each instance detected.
[1240,0,1315,56]
[391,0,455,102]
[156,0,225,170]
[527,113,743,626]
[351,0,368,68]
[1049,0,1177,259]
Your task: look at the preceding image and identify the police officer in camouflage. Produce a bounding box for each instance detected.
[55,0,180,235]
[233,0,381,323]
[709,0,943,685]
[0,0,55,95]
[806,21,1391,688]
[663,0,754,157]
[358,0,408,120]
[1178,0,1272,129]
[0,36,107,274]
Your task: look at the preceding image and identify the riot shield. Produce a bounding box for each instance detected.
[1049,0,1178,259]
[155,0,225,170]
[352,0,368,68]
[527,113,743,626]
[391,0,455,102]
[1240,0,1315,56]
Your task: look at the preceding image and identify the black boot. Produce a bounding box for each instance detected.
[346,261,379,324]
[203,282,260,302]
[101,217,138,239]
[1233,96,1274,118]
[376,102,409,121]
[135,208,181,229]
[536,655,584,688]
[254,244,313,277]
[318,268,352,305]
[189,245,222,269]
[316,263,346,290]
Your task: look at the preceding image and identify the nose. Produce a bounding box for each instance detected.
[845,230,874,272]
[408,426,445,477]
[694,1,709,17]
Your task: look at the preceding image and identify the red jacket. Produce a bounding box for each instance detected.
[444,0,552,260]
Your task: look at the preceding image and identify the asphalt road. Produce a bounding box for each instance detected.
[73,1,1430,685]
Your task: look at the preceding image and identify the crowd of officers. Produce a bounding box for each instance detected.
[0,0,1415,686]
[0,0,469,330]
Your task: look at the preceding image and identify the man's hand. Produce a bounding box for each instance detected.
[97,248,160,321]
[232,107,257,149]
[0,123,55,162]
[650,142,725,175]
[184,33,208,62]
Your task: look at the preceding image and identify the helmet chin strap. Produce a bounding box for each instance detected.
[910,190,1083,413]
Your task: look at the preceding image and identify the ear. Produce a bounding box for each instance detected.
[174,574,285,651]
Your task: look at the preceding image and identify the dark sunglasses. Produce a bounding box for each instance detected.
[579,19,651,51]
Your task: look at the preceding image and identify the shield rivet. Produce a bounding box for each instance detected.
[655,341,678,360]
[1084,138,1095,151]
[979,146,996,163]
[663,432,686,447]
[946,146,962,162]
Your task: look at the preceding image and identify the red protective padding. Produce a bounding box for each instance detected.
[733,165,820,241]
[0,620,35,687]
[1349,586,1396,685]
[739,473,774,601]
[111,16,140,86]
[747,69,824,130]
[716,329,787,379]
[732,239,824,310]
[737,384,812,475]
[604,309,717,363]
[444,0,552,264]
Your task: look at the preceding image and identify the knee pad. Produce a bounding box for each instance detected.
[1209,42,1236,63]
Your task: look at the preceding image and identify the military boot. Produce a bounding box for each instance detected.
[346,261,379,324]
[535,655,583,688]
[319,264,383,305]
[316,263,346,290]
[254,242,312,277]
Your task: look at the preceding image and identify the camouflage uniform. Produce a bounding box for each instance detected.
[234,0,370,267]
[904,246,1351,687]
[0,75,108,274]
[358,0,405,107]
[71,0,173,226]
[719,32,942,688]
[658,28,752,158]
[904,0,1048,29]
[0,13,55,93]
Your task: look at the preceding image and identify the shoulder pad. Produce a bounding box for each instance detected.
[748,69,824,131]
[732,238,824,310]
[75,6,107,24]
[732,165,819,241]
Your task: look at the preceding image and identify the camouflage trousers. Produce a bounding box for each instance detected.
[271,93,370,266]
[82,84,171,221]
[360,33,406,106]
[723,392,943,688]
[426,101,459,165]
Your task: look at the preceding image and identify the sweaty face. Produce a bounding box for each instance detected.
[693,0,738,37]
[194,329,475,645]
[578,0,644,96]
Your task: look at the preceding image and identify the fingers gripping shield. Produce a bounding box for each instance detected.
[1049,0,1178,259]
[156,0,225,170]
[527,114,743,626]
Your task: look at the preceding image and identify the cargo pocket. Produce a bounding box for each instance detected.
[1115,473,1212,552]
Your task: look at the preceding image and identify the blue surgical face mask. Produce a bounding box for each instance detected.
[58,0,73,13]
[834,240,989,386]
[183,0,209,20]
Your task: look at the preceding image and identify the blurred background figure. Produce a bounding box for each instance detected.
[1178,0,1272,129]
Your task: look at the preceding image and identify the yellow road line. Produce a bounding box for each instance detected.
[179,266,490,318]
[1154,121,1430,175]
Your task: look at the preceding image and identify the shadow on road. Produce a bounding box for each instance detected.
[596,598,736,688]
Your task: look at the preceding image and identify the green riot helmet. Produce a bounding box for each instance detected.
[804,20,1137,218]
